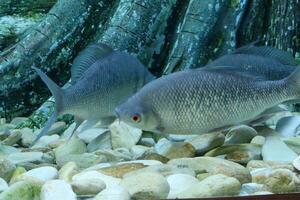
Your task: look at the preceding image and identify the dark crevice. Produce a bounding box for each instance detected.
[235,0,252,47]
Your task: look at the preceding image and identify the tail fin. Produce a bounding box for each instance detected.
[31,66,64,147]
[285,67,300,101]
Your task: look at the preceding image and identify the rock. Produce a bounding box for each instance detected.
[247,160,294,172]
[0,124,16,132]
[283,136,300,154]
[110,121,142,149]
[155,138,196,159]
[0,159,16,182]
[251,136,266,145]
[262,135,297,162]
[276,116,300,137]
[225,125,258,144]
[121,172,169,199]
[0,118,6,125]
[19,166,58,183]
[31,135,60,149]
[87,130,112,152]
[293,156,300,171]
[0,144,20,155]
[94,148,132,162]
[71,178,106,195]
[41,180,76,200]
[239,183,266,196]
[185,132,225,155]
[0,177,8,192]
[78,128,108,143]
[130,145,152,159]
[252,168,298,193]
[20,128,36,146]
[56,153,105,169]
[205,144,261,164]
[98,163,146,178]
[61,123,76,139]
[5,152,43,164]
[138,137,156,147]
[167,174,199,198]
[0,181,41,200]
[177,174,241,198]
[9,167,26,184]
[196,172,211,181]
[137,152,169,163]
[253,191,273,195]
[123,164,195,178]
[168,157,251,183]
[94,185,130,200]
[58,162,78,182]
[10,117,28,126]
[46,121,66,135]
[2,130,22,146]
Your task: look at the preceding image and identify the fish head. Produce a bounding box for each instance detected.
[115,100,159,131]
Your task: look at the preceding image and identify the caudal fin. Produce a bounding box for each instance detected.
[31,66,64,146]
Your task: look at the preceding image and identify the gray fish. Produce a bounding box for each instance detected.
[115,67,300,136]
[31,43,155,145]
[203,44,298,81]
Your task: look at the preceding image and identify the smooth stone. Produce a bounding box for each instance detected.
[58,162,78,182]
[177,174,241,198]
[56,153,105,169]
[61,123,76,139]
[155,138,196,159]
[167,174,199,198]
[239,183,266,196]
[283,136,300,154]
[130,145,152,159]
[0,145,20,156]
[109,121,142,149]
[94,148,132,162]
[41,180,76,200]
[252,168,298,193]
[72,171,121,188]
[78,128,108,143]
[0,118,6,125]
[276,115,300,137]
[94,184,130,200]
[247,160,294,172]
[251,136,266,145]
[225,125,257,144]
[47,121,66,135]
[20,166,58,182]
[0,124,16,132]
[0,181,41,200]
[20,128,36,146]
[87,130,112,152]
[196,172,211,181]
[262,135,297,162]
[31,135,60,148]
[137,152,170,163]
[0,177,8,192]
[98,163,146,178]
[5,152,43,164]
[168,157,251,183]
[10,117,28,126]
[121,172,169,199]
[9,167,26,184]
[205,144,261,164]
[71,178,106,195]
[2,130,22,146]
[138,137,156,147]
[185,132,225,155]
[293,156,300,171]
[0,159,16,182]
[123,164,195,178]
[253,191,274,195]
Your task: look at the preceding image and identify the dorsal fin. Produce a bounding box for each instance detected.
[231,43,297,66]
[71,43,113,84]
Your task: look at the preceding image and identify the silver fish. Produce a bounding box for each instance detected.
[115,67,300,136]
[31,43,155,145]
[203,44,298,80]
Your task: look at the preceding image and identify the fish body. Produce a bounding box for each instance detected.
[115,68,300,135]
[32,43,154,145]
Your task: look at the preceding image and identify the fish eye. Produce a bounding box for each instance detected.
[131,114,141,123]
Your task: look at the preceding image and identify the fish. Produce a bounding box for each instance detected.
[31,43,155,145]
[202,43,298,81]
[115,67,300,136]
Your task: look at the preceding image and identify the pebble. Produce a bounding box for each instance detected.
[110,121,142,149]
[0,159,16,182]
[167,174,199,198]
[94,148,132,162]
[0,177,8,192]
[137,152,170,163]
[283,136,300,154]
[77,128,108,143]
[46,121,66,135]
[168,157,251,183]
[20,128,36,146]
[177,174,241,198]
[57,153,106,169]
[10,117,28,126]
[2,130,22,146]
[9,167,26,184]
[239,183,266,196]
[251,136,265,145]
[5,152,43,164]
[185,132,225,155]
[87,130,112,152]
[94,185,130,200]
[20,166,58,182]
[98,163,146,178]
[155,138,196,159]
[130,145,151,159]
[293,156,300,171]
[247,160,294,171]
[121,172,170,199]
[58,162,78,182]
[71,178,106,195]
[31,135,60,148]
[40,180,76,200]
[225,125,258,144]
[0,181,41,200]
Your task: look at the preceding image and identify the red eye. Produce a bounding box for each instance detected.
[132,114,141,122]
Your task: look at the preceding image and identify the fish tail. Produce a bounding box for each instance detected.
[31,66,65,146]
[286,67,300,98]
